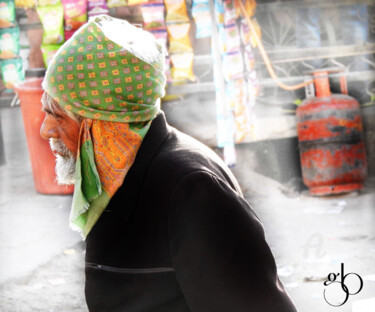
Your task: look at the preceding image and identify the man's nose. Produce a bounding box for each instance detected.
[40,117,58,140]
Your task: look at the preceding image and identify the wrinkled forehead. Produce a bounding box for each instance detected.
[41,92,65,115]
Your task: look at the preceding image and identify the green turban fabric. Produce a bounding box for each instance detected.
[43,15,166,239]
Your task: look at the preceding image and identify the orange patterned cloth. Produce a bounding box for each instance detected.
[42,15,166,238]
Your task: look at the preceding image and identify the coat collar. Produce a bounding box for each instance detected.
[109,111,172,219]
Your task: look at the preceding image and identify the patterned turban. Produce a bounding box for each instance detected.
[43,15,166,238]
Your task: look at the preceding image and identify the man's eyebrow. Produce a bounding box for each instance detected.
[42,107,62,117]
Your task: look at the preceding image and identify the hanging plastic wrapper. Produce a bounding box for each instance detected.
[164,0,189,23]
[192,0,211,39]
[223,0,238,26]
[224,23,240,53]
[0,57,24,90]
[141,3,165,31]
[0,0,16,28]
[167,22,193,53]
[0,26,19,59]
[222,51,244,82]
[127,0,148,5]
[150,29,168,51]
[107,0,127,8]
[87,0,109,17]
[37,3,65,44]
[214,0,224,25]
[41,44,62,67]
[61,0,88,40]
[239,16,261,48]
[15,0,37,8]
[170,52,195,82]
[38,0,60,5]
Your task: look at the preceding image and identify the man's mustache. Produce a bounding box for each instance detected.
[49,138,74,158]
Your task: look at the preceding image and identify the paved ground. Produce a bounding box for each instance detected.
[0,105,374,311]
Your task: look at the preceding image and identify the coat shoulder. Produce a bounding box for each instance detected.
[149,127,241,194]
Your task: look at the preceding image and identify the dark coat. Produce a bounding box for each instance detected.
[85,112,296,312]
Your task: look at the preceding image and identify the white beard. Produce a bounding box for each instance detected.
[49,138,76,185]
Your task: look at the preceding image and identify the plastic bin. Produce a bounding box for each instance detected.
[14,78,74,194]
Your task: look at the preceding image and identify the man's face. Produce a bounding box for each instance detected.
[40,93,81,185]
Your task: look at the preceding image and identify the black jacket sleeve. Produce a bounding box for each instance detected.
[167,171,296,312]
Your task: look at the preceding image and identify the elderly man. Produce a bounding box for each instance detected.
[40,15,296,312]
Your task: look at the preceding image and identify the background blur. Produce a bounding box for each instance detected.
[1,0,375,311]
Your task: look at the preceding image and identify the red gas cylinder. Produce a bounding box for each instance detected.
[296,70,367,195]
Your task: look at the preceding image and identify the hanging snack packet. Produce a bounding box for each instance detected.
[0,0,16,28]
[214,0,224,25]
[226,77,245,109]
[0,57,24,89]
[170,52,195,82]
[164,0,189,23]
[224,23,240,53]
[240,18,261,48]
[150,29,167,51]
[223,0,238,26]
[192,0,211,39]
[243,0,256,17]
[243,45,255,72]
[141,3,165,31]
[87,0,108,17]
[127,0,148,5]
[15,0,37,8]
[41,44,61,67]
[38,0,60,5]
[0,26,19,59]
[167,22,192,53]
[37,4,64,44]
[107,0,127,7]
[61,0,87,32]
[222,51,244,82]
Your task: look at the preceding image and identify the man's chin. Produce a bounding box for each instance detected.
[55,155,76,186]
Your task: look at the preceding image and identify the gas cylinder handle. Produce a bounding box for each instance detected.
[308,67,349,97]
[310,67,348,95]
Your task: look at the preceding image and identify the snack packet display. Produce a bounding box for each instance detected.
[141,3,165,31]
[61,0,87,32]
[222,51,244,82]
[15,0,36,8]
[37,4,64,44]
[192,0,211,38]
[107,0,127,7]
[167,22,192,53]
[0,0,16,28]
[41,44,61,67]
[0,57,24,89]
[170,52,195,82]
[164,0,189,23]
[87,0,108,17]
[0,26,19,59]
